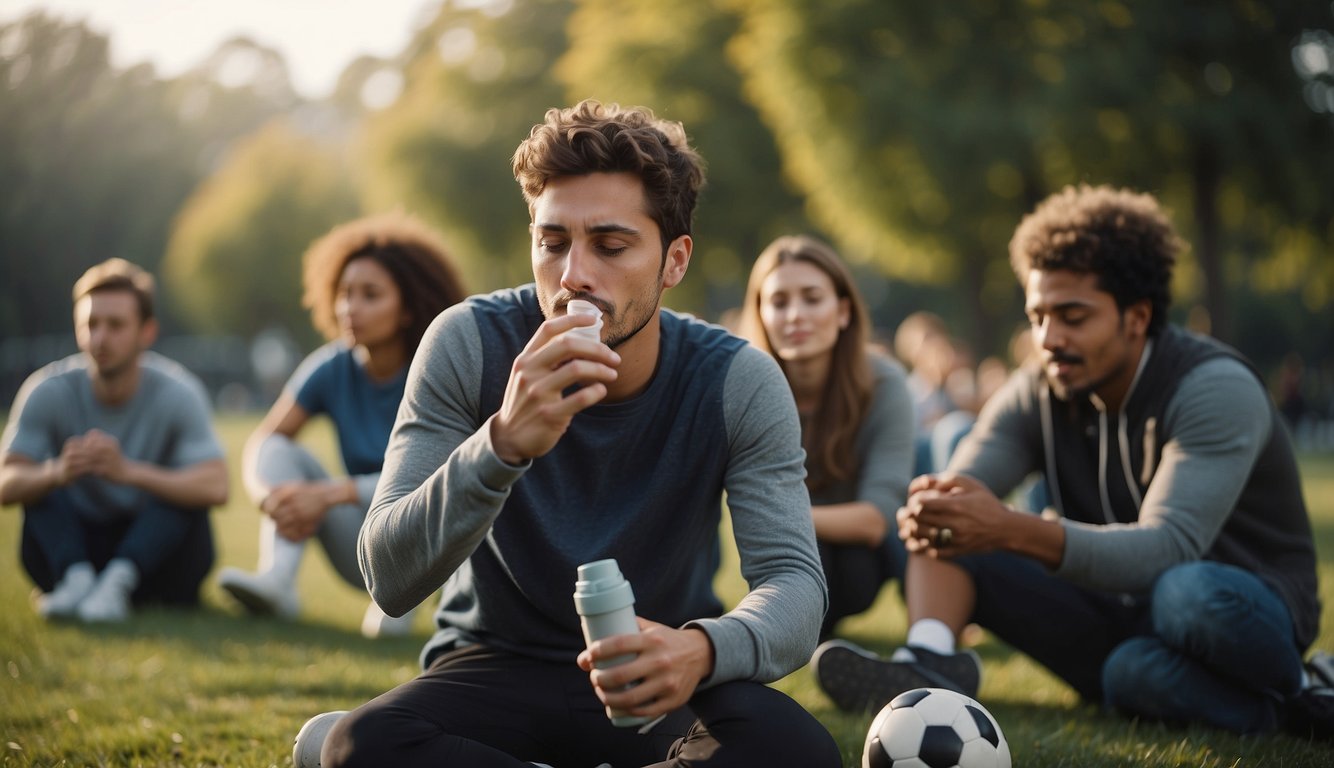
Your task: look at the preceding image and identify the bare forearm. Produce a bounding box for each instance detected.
[999,507,1065,568]
[0,458,63,506]
[122,459,229,508]
[811,501,888,547]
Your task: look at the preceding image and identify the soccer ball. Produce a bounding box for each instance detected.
[293,710,347,768]
[863,688,1010,768]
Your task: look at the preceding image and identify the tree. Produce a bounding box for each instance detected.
[358,0,574,294]
[162,120,359,346]
[0,15,302,340]
[556,0,811,317]
[0,14,196,337]
[1033,2,1334,343]
[729,0,1334,354]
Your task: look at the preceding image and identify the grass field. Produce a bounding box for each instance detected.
[2,412,1332,766]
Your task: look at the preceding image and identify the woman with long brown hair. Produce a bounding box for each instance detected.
[738,234,915,638]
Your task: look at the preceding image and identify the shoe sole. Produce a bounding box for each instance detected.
[813,641,927,712]
[814,641,980,713]
[221,581,288,618]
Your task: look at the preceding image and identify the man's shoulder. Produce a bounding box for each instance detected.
[465,284,538,317]
[662,308,746,357]
[138,352,211,407]
[11,354,87,408]
[26,352,88,381]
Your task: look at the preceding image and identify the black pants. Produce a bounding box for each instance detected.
[819,533,904,638]
[324,644,841,768]
[21,488,215,606]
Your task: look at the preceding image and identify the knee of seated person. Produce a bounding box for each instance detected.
[1150,561,1238,628]
[1102,636,1169,707]
[703,685,840,767]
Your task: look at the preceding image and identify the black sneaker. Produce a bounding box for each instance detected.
[812,639,982,713]
[1284,652,1334,742]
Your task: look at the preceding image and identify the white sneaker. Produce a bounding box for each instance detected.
[218,567,300,619]
[360,602,416,639]
[293,710,347,768]
[76,559,138,623]
[36,562,97,620]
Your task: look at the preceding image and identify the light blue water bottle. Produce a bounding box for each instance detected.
[573,559,650,727]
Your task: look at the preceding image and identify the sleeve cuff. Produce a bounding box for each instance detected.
[683,616,757,689]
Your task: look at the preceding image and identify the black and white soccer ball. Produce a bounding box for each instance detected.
[863,687,1011,768]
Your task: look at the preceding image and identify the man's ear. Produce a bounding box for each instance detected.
[661,234,692,290]
[139,316,159,349]
[1124,299,1151,339]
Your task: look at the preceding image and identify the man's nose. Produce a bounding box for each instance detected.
[560,243,596,294]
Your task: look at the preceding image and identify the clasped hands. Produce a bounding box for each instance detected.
[56,429,129,485]
[897,472,1012,557]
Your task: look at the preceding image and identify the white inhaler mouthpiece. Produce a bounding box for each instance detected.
[565,299,604,343]
[573,558,649,727]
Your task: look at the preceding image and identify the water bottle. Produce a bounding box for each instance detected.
[573,559,649,727]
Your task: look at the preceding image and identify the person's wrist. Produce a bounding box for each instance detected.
[47,459,65,488]
[488,419,525,465]
[688,627,715,682]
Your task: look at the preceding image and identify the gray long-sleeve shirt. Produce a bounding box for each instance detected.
[360,286,828,684]
[951,325,1318,648]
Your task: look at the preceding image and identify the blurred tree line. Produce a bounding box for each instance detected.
[1,0,1331,382]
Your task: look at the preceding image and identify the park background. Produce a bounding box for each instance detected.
[1,0,1333,765]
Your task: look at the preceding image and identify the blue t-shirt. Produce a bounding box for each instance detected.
[286,343,406,476]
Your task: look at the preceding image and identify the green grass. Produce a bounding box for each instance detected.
[1,412,1332,766]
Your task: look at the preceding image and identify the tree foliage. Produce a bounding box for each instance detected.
[357,0,573,295]
[0,13,196,336]
[162,121,358,345]
[556,0,811,317]
[4,2,1332,379]
[0,14,297,338]
[729,0,1334,350]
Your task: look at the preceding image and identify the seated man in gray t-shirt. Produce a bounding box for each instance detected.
[0,258,228,623]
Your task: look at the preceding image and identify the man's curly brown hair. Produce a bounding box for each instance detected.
[302,212,468,353]
[511,100,705,253]
[1010,184,1182,337]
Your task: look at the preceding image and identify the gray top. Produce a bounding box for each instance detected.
[360,287,827,685]
[949,354,1272,593]
[808,354,915,527]
[1,351,223,520]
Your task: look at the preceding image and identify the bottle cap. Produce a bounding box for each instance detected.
[573,558,635,615]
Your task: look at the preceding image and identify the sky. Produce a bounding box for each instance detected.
[0,0,438,99]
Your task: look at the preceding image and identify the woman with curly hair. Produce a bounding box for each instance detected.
[219,212,468,636]
[738,234,915,639]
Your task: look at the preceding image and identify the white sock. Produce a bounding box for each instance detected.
[893,619,956,660]
[257,517,304,583]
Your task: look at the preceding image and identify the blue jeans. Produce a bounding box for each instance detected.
[21,488,215,606]
[959,555,1302,733]
[1101,561,1302,733]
